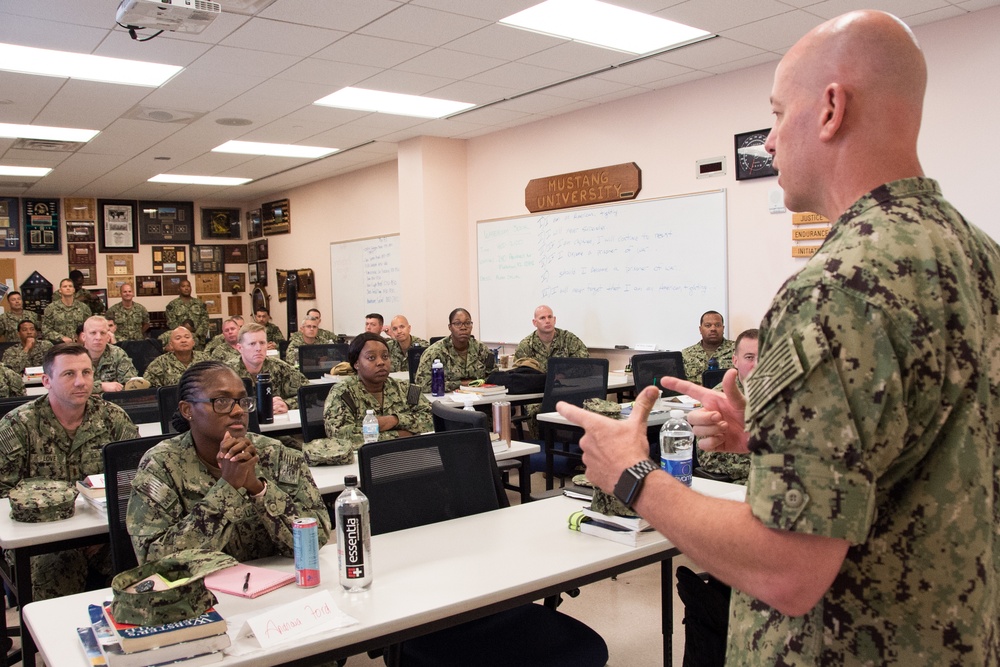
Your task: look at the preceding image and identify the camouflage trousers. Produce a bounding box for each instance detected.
[4,543,112,602]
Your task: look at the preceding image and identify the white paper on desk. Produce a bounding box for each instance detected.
[226,590,358,654]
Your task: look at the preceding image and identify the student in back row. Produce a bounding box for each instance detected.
[228,323,308,412]
[0,291,40,343]
[386,314,429,372]
[680,310,734,384]
[414,308,493,392]
[513,304,588,372]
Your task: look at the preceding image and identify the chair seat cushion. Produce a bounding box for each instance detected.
[400,603,608,667]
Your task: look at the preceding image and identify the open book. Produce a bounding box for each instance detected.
[204,564,295,599]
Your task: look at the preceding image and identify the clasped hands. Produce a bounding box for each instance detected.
[218,430,264,494]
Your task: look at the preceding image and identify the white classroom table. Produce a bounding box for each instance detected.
[23,481,746,667]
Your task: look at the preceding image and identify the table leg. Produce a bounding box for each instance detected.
[516,454,531,503]
[661,557,673,666]
[13,552,34,667]
[544,428,555,491]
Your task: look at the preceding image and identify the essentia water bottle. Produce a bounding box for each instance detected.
[659,410,693,487]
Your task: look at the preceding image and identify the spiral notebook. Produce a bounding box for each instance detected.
[204,564,295,599]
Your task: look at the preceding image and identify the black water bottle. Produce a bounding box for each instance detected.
[256,372,273,424]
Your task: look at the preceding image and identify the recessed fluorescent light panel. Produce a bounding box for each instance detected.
[212,140,338,159]
[314,87,475,119]
[0,166,51,177]
[500,0,711,55]
[0,123,100,143]
[0,43,182,87]
[149,174,251,186]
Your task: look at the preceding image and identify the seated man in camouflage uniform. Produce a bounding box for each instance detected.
[144,326,211,387]
[228,323,308,412]
[82,315,138,394]
[70,269,106,316]
[106,283,150,342]
[2,319,52,375]
[680,310,735,384]
[126,360,329,564]
[254,308,284,350]
[414,308,494,392]
[43,278,92,344]
[323,333,432,451]
[0,344,138,600]
[386,315,429,373]
[697,328,757,485]
[513,305,588,373]
[305,308,338,342]
[284,316,325,366]
[207,317,242,363]
[0,291,40,343]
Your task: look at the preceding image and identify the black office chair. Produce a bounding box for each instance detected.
[0,395,34,419]
[0,342,17,359]
[359,430,608,667]
[535,357,609,490]
[277,339,289,360]
[430,401,522,498]
[298,343,350,380]
[701,368,727,389]
[631,351,686,396]
[103,435,165,574]
[117,339,162,376]
[298,383,334,443]
[429,336,444,345]
[407,345,425,383]
[102,387,161,424]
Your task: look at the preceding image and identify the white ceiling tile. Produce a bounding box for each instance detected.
[303,123,388,147]
[657,0,794,32]
[905,6,966,25]
[427,80,519,105]
[340,113,431,132]
[78,119,188,157]
[467,62,570,89]
[592,59,695,87]
[803,0,953,20]
[313,34,432,69]
[93,29,213,66]
[280,104,371,126]
[3,0,119,28]
[33,80,152,130]
[452,106,533,125]
[544,75,636,100]
[359,5,489,46]
[958,0,1000,10]
[409,0,540,22]
[220,17,345,56]
[355,69,459,96]
[489,93,582,115]
[613,0,690,11]
[0,11,109,51]
[189,45,302,78]
[237,120,338,145]
[445,25,564,60]
[645,69,714,88]
[0,72,65,124]
[258,0,404,31]
[24,151,127,195]
[705,51,781,74]
[141,68,266,113]
[172,152,258,175]
[720,10,823,51]
[518,42,634,75]
[657,36,766,68]
[395,49,507,80]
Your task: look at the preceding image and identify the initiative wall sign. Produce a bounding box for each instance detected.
[525,162,641,213]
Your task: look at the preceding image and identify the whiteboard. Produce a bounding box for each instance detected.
[330,235,401,335]
[477,191,728,350]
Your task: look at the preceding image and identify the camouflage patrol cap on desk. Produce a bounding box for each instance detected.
[8,478,78,522]
[591,486,640,518]
[330,361,355,376]
[582,398,622,418]
[111,549,238,626]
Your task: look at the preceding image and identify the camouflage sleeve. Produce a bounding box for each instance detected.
[564,331,589,358]
[284,339,300,365]
[322,382,365,449]
[512,335,532,362]
[116,349,139,381]
[41,308,63,343]
[276,365,307,409]
[3,347,28,374]
[128,456,252,563]
[0,416,27,497]
[247,444,332,556]
[745,303,895,544]
[0,367,25,398]
[142,356,170,387]
[193,303,209,343]
[164,300,179,329]
[393,386,432,435]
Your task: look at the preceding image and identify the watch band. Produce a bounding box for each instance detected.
[614,459,659,508]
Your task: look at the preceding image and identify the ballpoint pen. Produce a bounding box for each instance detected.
[242,572,251,594]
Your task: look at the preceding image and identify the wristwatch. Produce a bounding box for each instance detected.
[613,459,659,508]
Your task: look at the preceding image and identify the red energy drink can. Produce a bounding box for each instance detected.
[293,517,320,587]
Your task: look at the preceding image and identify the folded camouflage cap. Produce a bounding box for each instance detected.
[303,437,356,466]
[582,398,622,418]
[124,377,151,390]
[111,549,238,626]
[591,486,640,518]
[512,357,542,372]
[9,478,78,523]
[330,361,355,376]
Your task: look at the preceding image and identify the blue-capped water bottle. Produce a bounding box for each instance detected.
[659,410,693,487]
[707,357,720,372]
[431,358,445,397]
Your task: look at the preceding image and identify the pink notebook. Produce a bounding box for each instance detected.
[205,564,295,599]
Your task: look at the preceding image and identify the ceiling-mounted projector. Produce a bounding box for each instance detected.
[116,0,221,34]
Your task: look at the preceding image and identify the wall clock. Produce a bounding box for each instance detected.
[734,129,777,180]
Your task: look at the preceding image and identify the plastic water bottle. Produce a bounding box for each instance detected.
[707,357,720,372]
[362,409,379,444]
[659,410,693,487]
[335,475,372,592]
[431,358,445,397]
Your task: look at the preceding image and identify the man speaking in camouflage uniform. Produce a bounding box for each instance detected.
[42,278,91,344]
[513,305,588,373]
[0,344,138,600]
[166,279,209,349]
[680,310,734,384]
[557,11,999,666]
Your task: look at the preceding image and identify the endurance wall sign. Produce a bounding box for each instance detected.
[525,162,641,213]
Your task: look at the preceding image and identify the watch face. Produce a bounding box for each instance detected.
[734,129,777,181]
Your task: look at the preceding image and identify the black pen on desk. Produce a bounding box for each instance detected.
[243,572,251,594]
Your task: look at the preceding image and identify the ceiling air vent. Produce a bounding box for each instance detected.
[124,105,205,124]
[11,138,85,152]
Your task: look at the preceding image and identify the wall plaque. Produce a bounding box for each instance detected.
[23,198,61,254]
[139,201,194,244]
[525,162,640,213]
[136,275,162,297]
[261,199,290,236]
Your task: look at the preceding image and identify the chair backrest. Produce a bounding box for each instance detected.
[0,394,34,419]
[0,341,17,359]
[701,368,727,389]
[431,400,488,432]
[103,434,166,574]
[298,383,334,442]
[407,345,425,383]
[359,430,507,535]
[298,343,350,379]
[631,351,686,397]
[429,336,444,345]
[157,385,180,433]
[539,357,610,413]
[117,339,162,376]
[102,387,161,424]
[278,339,289,360]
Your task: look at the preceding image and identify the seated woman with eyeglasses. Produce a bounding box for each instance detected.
[126,360,330,564]
[323,332,432,450]
[413,308,495,392]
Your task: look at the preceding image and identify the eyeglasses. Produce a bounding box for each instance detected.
[187,396,256,414]
[450,321,473,329]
